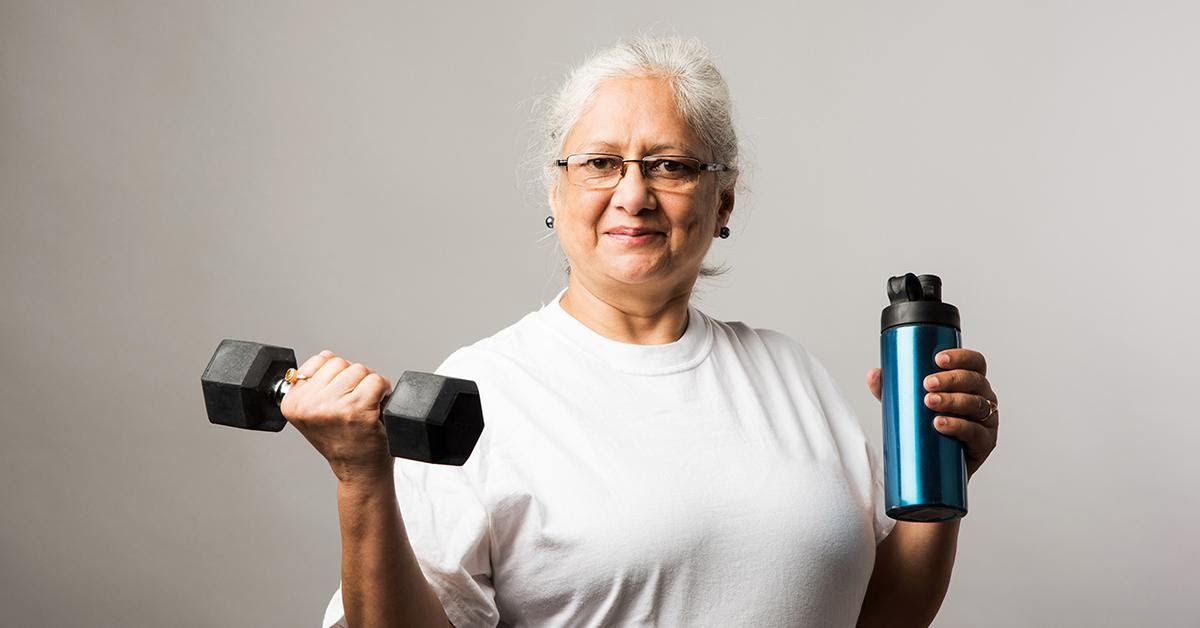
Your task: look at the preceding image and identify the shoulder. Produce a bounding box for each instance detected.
[704,311,875,465]
[433,307,550,381]
[705,315,832,381]
[702,313,855,422]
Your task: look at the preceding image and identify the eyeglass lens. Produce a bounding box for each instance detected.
[566,154,702,190]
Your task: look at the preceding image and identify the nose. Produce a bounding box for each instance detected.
[610,161,657,215]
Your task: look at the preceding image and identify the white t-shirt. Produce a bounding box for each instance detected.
[323,293,894,627]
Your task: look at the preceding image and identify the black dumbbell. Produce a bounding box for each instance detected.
[201,339,483,466]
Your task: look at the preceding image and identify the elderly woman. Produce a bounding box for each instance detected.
[284,37,999,627]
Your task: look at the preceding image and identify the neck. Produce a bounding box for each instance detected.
[559,273,694,345]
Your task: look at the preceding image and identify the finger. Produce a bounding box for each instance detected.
[329,362,371,396]
[296,350,336,380]
[935,348,988,376]
[923,369,995,399]
[933,415,996,456]
[309,355,351,388]
[925,392,1000,426]
[351,372,392,405]
[866,368,882,402]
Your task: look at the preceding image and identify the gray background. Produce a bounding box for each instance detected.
[2,1,1196,626]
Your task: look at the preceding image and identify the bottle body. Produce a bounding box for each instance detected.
[880,323,968,522]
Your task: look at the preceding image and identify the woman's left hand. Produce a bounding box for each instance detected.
[866,348,999,479]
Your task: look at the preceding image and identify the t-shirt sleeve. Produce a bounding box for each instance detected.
[758,329,896,546]
[801,344,896,545]
[321,349,499,628]
[394,458,498,627]
[806,348,896,545]
[319,461,496,627]
[865,434,897,545]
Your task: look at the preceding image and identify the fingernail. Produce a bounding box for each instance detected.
[925,376,940,390]
[936,353,950,366]
[936,417,949,427]
[927,394,942,406]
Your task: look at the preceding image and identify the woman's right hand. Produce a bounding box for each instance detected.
[279,350,395,484]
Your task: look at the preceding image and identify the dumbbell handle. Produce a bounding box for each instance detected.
[270,377,294,405]
[266,369,402,412]
[265,369,464,450]
[264,367,482,466]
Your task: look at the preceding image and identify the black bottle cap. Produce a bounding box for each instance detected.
[881,273,961,332]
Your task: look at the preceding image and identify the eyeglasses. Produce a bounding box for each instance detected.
[554,153,730,192]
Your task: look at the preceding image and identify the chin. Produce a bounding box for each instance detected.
[603,262,670,286]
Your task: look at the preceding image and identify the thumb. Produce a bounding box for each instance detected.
[865,368,882,402]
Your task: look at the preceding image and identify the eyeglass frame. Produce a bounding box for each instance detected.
[553,152,731,190]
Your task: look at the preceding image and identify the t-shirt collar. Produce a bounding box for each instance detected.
[539,288,714,375]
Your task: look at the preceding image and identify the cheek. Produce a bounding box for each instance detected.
[675,202,716,235]
[560,190,610,228]
[686,192,723,232]
[555,191,608,250]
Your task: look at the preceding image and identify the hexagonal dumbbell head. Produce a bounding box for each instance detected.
[201,339,297,432]
[382,372,484,466]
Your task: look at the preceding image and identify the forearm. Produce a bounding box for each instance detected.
[857,519,960,628]
[338,475,452,628]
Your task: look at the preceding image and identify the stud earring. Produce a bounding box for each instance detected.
[545,216,555,229]
[718,226,730,239]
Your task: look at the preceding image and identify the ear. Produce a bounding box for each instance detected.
[714,189,735,235]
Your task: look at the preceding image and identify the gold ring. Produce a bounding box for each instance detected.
[983,398,998,420]
[284,368,310,386]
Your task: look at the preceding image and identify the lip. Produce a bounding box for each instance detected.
[605,227,664,236]
[605,229,664,247]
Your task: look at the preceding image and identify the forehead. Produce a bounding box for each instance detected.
[563,76,707,156]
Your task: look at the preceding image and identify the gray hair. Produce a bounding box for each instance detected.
[540,36,740,196]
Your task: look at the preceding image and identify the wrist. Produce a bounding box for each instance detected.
[333,457,395,490]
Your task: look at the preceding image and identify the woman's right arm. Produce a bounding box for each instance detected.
[338,473,453,628]
[281,350,453,628]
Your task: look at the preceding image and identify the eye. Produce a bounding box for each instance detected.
[646,158,699,179]
[583,156,620,171]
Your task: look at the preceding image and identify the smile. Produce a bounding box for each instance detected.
[605,230,664,245]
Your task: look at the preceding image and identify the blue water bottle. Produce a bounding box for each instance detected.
[880,273,967,522]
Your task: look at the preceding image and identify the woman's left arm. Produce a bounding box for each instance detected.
[857,348,1000,628]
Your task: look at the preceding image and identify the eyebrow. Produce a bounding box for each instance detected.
[577,141,699,156]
